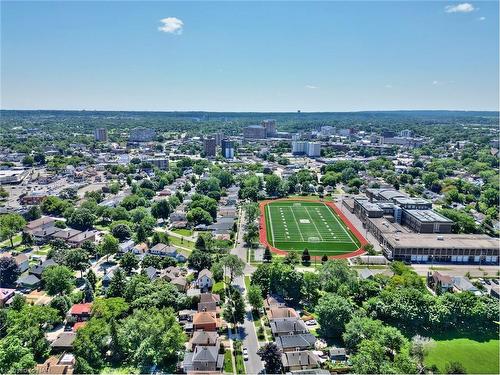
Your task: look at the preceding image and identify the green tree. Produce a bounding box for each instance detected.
[221,254,245,283]
[91,297,129,321]
[263,246,273,262]
[99,234,119,261]
[257,343,282,374]
[107,268,127,298]
[120,252,139,275]
[186,207,213,225]
[316,293,355,337]
[151,199,172,220]
[42,265,74,296]
[65,248,90,278]
[0,257,20,286]
[283,251,300,265]
[67,208,96,231]
[247,285,263,311]
[0,214,26,248]
[188,249,212,271]
[111,223,132,241]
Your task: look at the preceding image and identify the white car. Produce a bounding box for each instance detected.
[305,319,317,326]
[243,347,249,361]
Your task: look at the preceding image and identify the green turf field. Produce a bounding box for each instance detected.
[424,336,499,374]
[264,200,360,255]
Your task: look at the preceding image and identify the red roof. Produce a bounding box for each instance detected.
[73,322,87,331]
[70,303,92,315]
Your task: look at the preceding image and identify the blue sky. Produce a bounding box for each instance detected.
[1,1,498,111]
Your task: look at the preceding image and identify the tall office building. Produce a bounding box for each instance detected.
[221,140,235,159]
[129,128,156,142]
[262,119,277,137]
[243,125,267,139]
[203,138,217,157]
[146,158,169,170]
[400,129,413,138]
[214,132,224,146]
[292,141,321,157]
[94,128,108,142]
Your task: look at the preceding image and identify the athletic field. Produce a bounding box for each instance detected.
[263,200,361,255]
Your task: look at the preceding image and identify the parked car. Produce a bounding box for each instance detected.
[492,279,499,285]
[305,319,317,326]
[243,347,249,361]
[484,279,491,285]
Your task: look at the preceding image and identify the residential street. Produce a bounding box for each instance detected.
[230,207,263,374]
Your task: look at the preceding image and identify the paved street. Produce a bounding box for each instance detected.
[230,207,263,374]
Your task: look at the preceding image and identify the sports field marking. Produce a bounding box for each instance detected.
[324,205,357,245]
[288,206,305,241]
[304,206,324,241]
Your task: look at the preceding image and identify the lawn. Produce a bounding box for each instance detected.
[223,349,234,373]
[424,333,499,374]
[263,200,360,255]
[171,228,194,237]
[168,235,195,250]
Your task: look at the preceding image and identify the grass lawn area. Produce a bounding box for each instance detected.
[263,200,360,256]
[233,341,246,374]
[212,281,225,295]
[425,333,499,374]
[168,235,195,250]
[171,228,193,237]
[0,233,22,248]
[244,276,251,290]
[223,349,234,373]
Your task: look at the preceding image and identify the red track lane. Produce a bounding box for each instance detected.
[259,198,367,260]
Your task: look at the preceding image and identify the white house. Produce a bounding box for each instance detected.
[196,269,214,290]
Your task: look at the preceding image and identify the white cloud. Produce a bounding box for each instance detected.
[158,17,184,34]
[385,84,393,89]
[432,80,440,85]
[445,3,475,13]
[478,16,486,21]
[305,85,318,89]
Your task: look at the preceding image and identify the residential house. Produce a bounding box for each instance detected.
[162,266,181,281]
[452,276,481,296]
[196,269,214,290]
[25,216,56,233]
[68,303,92,322]
[276,333,317,352]
[131,242,148,258]
[264,294,286,310]
[200,292,221,305]
[270,318,309,337]
[267,307,299,320]
[281,351,321,372]
[193,311,220,331]
[0,253,30,273]
[31,226,59,244]
[36,354,75,375]
[52,229,82,242]
[149,243,186,262]
[144,266,158,281]
[50,332,76,352]
[431,272,453,294]
[0,288,15,307]
[16,274,41,289]
[329,347,347,362]
[181,345,224,373]
[171,276,188,292]
[189,331,220,350]
[67,230,97,248]
[119,239,135,254]
[30,259,57,278]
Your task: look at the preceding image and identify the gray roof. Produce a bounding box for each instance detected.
[276,334,317,350]
[51,332,76,349]
[282,351,320,368]
[190,331,219,345]
[270,318,309,335]
[452,276,478,292]
[17,274,41,286]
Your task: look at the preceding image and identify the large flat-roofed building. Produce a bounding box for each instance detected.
[243,125,267,139]
[129,128,156,142]
[402,209,453,234]
[94,128,108,142]
[0,169,30,185]
[383,233,499,264]
[146,158,169,170]
[221,140,234,159]
[262,119,277,137]
[203,138,217,157]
